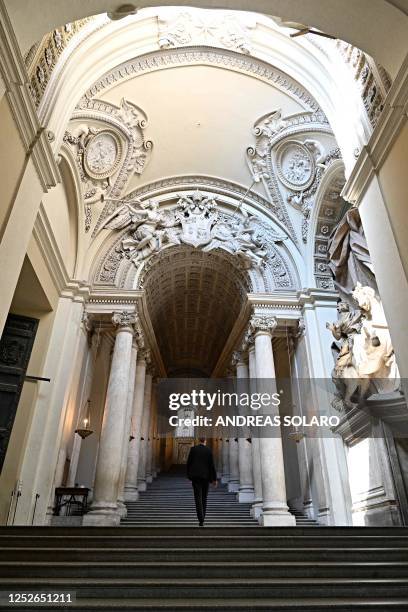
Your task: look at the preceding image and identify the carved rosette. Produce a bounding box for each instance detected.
[249,314,277,336]
[112,311,137,330]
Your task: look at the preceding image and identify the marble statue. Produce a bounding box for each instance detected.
[328,208,376,302]
[327,284,399,411]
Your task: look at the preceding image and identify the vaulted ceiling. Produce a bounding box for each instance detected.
[144,246,249,376]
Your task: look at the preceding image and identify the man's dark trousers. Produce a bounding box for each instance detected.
[186,443,217,525]
[192,478,209,525]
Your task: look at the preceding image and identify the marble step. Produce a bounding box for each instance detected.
[1,577,407,599]
[2,561,408,579]
[2,547,408,563]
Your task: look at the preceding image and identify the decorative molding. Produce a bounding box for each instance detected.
[246,108,341,243]
[65,97,152,231]
[79,46,321,113]
[95,190,296,291]
[342,53,408,206]
[25,18,96,108]
[158,10,254,55]
[0,0,60,191]
[93,174,290,238]
[335,40,392,130]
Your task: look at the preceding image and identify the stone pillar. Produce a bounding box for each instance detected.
[137,373,153,492]
[83,311,136,526]
[250,314,295,527]
[248,341,263,519]
[228,436,239,493]
[146,382,156,484]
[233,351,255,503]
[117,334,138,517]
[221,439,230,484]
[124,350,148,501]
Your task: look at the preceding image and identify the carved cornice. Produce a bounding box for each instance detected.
[79,46,320,113]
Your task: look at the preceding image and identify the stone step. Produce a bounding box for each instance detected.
[1,577,407,599]
[2,561,408,579]
[4,598,408,611]
[2,548,408,563]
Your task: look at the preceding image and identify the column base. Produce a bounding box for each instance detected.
[237,488,255,503]
[138,480,147,492]
[259,512,296,527]
[124,487,139,502]
[83,504,121,527]
[251,501,263,520]
[117,500,127,518]
[228,481,239,493]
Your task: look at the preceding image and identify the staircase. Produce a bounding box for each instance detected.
[121,465,316,527]
[1,525,408,609]
[122,465,256,527]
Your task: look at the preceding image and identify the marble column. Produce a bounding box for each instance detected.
[137,373,153,492]
[117,335,138,517]
[124,350,148,501]
[250,314,296,527]
[233,351,255,503]
[146,382,156,484]
[221,438,230,484]
[248,341,263,519]
[83,311,136,526]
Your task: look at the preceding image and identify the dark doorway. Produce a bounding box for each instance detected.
[0,314,38,471]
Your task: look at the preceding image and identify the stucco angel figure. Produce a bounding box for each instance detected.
[231,210,268,269]
[103,199,178,262]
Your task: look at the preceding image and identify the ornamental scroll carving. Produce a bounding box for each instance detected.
[64,98,153,232]
[100,190,288,272]
[246,109,342,243]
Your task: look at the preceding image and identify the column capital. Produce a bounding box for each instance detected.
[137,347,151,364]
[231,350,247,367]
[249,314,278,337]
[241,327,255,352]
[112,310,137,331]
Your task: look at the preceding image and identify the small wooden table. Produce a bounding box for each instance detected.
[54,487,90,516]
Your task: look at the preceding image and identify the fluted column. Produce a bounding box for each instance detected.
[250,314,296,527]
[233,351,255,503]
[83,311,136,526]
[137,373,153,492]
[248,341,263,519]
[124,350,148,501]
[117,334,138,517]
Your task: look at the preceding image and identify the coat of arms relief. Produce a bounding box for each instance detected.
[101,190,287,271]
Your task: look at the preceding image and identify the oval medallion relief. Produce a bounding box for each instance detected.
[275,140,315,191]
[84,131,122,180]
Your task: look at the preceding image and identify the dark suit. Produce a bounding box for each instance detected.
[186,444,217,525]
